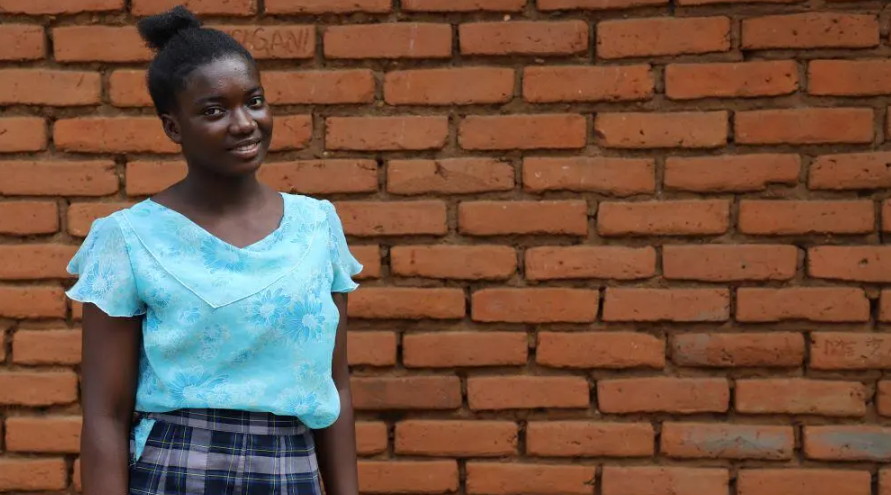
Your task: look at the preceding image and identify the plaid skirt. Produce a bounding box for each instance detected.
[128,409,323,495]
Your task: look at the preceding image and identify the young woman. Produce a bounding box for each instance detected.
[67,6,362,494]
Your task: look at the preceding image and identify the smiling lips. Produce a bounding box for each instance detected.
[230,139,261,159]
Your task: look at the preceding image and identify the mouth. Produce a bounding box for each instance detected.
[229,139,262,159]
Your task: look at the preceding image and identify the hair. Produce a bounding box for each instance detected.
[137,5,256,115]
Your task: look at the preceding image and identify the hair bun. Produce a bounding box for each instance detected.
[137,5,202,51]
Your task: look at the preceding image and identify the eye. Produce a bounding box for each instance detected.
[249,96,265,108]
[203,107,224,117]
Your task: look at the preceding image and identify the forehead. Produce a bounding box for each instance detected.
[182,56,259,98]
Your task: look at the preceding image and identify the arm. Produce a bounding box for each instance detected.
[80,303,142,495]
[315,292,359,495]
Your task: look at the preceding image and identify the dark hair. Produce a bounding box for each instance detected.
[137,5,256,115]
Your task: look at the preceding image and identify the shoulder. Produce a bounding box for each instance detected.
[281,193,337,220]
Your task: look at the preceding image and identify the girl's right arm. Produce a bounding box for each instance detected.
[80,303,142,495]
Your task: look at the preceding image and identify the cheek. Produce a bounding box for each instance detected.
[184,119,229,145]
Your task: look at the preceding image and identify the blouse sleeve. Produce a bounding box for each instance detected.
[321,200,363,293]
[66,215,146,317]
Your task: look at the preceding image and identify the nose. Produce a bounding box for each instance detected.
[229,106,257,135]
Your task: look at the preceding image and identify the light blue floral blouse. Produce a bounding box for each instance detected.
[66,193,362,461]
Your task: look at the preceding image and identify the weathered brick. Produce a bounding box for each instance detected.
[125,160,185,196]
[132,0,255,15]
[737,469,870,495]
[403,332,527,368]
[811,333,891,370]
[0,25,45,61]
[327,116,448,151]
[55,117,177,153]
[386,68,514,105]
[883,290,891,322]
[391,245,517,280]
[0,245,78,280]
[0,69,101,106]
[12,329,81,365]
[387,158,515,195]
[0,0,122,14]
[604,288,729,322]
[540,0,666,9]
[334,201,447,236]
[595,111,728,149]
[0,371,78,406]
[523,157,655,195]
[358,460,458,494]
[0,287,66,319]
[805,426,891,461]
[665,154,800,192]
[352,376,462,410]
[525,246,656,280]
[602,467,728,495]
[5,416,81,453]
[263,70,375,105]
[269,115,312,151]
[672,333,805,368]
[809,59,891,96]
[460,21,588,56]
[537,331,664,369]
[403,0,524,11]
[735,108,874,145]
[527,422,654,457]
[742,13,880,50]
[356,421,388,455]
[667,61,798,99]
[460,114,587,150]
[472,288,599,323]
[109,70,151,107]
[599,200,730,236]
[351,245,381,280]
[67,203,132,237]
[662,423,794,460]
[663,245,798,281]
[218,25,315,59]
[736,379,866,417]
[0,117,46,152]
[738,288,869,323]
[879,382,891,416]
[0,161,118,197]
[53,26,151,62]
[809,246,891,282]
[0,459,67,491]
[347,331,396,367]
[597,17,730,59]
[265,0,388,13]
[325,24,451,59]
[739,200,874,235]
[598,378,729,414]
[468,376,590,410]
[810,152,891,190]
[524,65,653,102]
[460,201,588,236]
[0,202,59,235]
[467,463,596,495]
[395,420,518,456]
[348,288,464,320]
[259,160,379,195]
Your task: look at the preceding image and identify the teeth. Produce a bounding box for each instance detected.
[236,143,257,152]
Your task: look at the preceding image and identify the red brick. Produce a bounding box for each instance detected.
[386,68,514,105]
[679,0,798,3]
[602,467,728,495]
[352,376,461,410]
[350,288,464,320]
[327,116,448,151]
[404,332,527,368]
[737,288,869,323]
[879,382,891,416]
[460,21,588,56]
[0,69,101,106]
[599,200,730,236]
[403,0,524,11]
[883,470,891,495]
[356,422,388,455]
[109,70,151,107]
[737,469,870,495]
[735,108,874,145]
[259,160,379,195]
[467,463,595,495]
[527,422,654,457]
[810,60,891,96]
[218,25,315,59]
[0,325,6,362]
[351,245,380,280]
[526,246,656,281]
[387,158,515,195]
[0,161,118,197]
[598,378,729,414]
[523,157,655,195]
[133,0,255,14]
[55,117,177,154]
[125,160,185,196]
[266,0,388,13]
[810,151,891,190]
[13,329,82,365]
[538,331,664,369]
[595,112,728,149]
[739,200,874,235]
[604,288,729,322]
[468,376,589,410]
[5,416,81,453]
[885,200,891,233]
[805,426,891,461]
[67,203,132,237]
[395,420,517,456]
[0,245,77,280]
[742,14,879,50]
[0,0,122,13]
[540,0,666,10]
[269,115,312,151]
[472,288,598,323]
[663,245,798,281]
[597,17,730,59]
[334,201,447,236]
[53,26,151,62]
[0,459,67,491]
[665,154,800,192]
[0,117,46,152]
[524,65,653,103]
[811,333,891,370]
[391,245,517,280]
[0,25,45,61]
[662,423,794,460]
[460,114,587,150]
[883,291,891,322]
[263,70,374,105]
[459,200,588,236]
[736,379,866,417]
[0,287,66,319]
[358,460,458,494]
[672,332,805,368]
[666,61,798,100]
[325,24,451,59]
[0,202,58,235]
[0,371,78,406]
[809,247,891,282]
[347,331,396,367]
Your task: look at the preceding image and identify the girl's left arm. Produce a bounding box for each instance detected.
[315,292,360,495]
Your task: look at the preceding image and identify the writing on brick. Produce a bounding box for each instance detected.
[222,27,312,58]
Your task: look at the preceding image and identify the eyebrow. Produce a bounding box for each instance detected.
[194,86,263,105]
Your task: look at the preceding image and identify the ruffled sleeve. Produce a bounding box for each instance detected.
[66,215,146,317]
[321,200,363,293]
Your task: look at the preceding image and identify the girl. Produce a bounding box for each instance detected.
[67,6,362,495]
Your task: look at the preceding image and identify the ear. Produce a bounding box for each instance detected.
[160,114,182,144]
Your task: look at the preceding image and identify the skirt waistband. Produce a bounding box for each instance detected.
[139,408,308,436]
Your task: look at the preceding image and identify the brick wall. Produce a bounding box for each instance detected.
[1,0,891,493]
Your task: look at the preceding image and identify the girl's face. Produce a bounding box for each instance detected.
[163,55,273,178]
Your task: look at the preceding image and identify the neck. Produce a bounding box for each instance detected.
[175,167,267,213]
